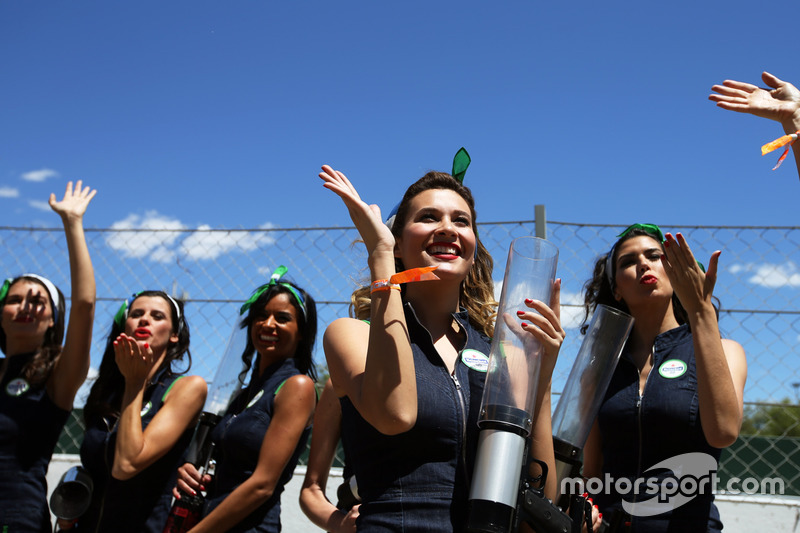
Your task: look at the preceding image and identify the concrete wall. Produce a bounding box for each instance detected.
[47,455,800,532]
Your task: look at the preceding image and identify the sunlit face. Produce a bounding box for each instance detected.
[395,189,476,280]
[1,280,54,342]
[125,296,179,354]
[613,235,672,305]
[250,292,301,363]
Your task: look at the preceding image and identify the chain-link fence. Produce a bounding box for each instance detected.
[3,215,798,494]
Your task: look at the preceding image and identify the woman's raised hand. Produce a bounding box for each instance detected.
[710,72,800,126]
[49,180,97,221]
[113,333,156,386]
[660,232,720,316]
[319,165,396,257]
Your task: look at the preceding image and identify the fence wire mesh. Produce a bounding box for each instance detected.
[2,217,797,494]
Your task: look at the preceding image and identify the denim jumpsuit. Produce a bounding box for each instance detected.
[78,368,192,533]
[340,303,491,532]
[0,352,69,532]
[595,324,723,533]
[204,358,311,533]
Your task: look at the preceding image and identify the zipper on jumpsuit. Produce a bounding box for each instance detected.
[632,351,654,527]
[450,315,471,486]
[409,304,472,487]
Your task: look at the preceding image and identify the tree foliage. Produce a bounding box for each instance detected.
[740,398,800,437]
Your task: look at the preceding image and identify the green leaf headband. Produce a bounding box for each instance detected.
[0,274,61,324]
[451,147,471,184]
[605,223,665,289]
[239,265,306,318]
[113,291,182,329]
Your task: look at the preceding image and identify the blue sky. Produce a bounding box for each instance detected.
[1,3,798,403]
[1,1,799,231]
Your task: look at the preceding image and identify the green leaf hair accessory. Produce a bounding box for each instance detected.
[114,292,143,328]
[616,223,665,243]
[0,278,11,304]
[605,223,665,289]
[240,265,306,318]
[451,147,471,184]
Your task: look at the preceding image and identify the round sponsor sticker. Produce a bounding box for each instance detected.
[140,401,153,417]
[247,389,264,409]
[461,349,489,372]
[658,359,687,379]
[6,378,29,397]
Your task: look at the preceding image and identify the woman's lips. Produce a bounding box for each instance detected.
[427,242,461,260]
[640,275,658,285]
[133,328,151,339]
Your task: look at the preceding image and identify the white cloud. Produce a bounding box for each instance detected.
[105,211,186,262]
[106,214,276,263]
[21,168,59,182]
[729,262,800,288]
[180,223,276,260]
[28,200,52,212]
[0,187,19,198]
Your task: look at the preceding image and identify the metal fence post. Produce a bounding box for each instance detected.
[535,204,546,239]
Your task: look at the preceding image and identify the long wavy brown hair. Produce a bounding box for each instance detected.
[350,172,497,338]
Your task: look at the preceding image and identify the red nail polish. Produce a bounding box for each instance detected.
[664,240,669,248]
[524,298,533,304]
[144,343,149,349]
[582,492,588,498]
[521,322,528,327]
[516,310,525,316]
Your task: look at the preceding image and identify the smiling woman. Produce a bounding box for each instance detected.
[317,163,566,531]
[173,268,318,533]
[67,291,207,533]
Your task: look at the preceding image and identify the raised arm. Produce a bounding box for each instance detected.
[188,374,316,533]
[47,180,96,410]
[300,379,359,533]
[111,334,207,480]
[661,233,747,448]
[710,72,800,179]
[319,165,417,435]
